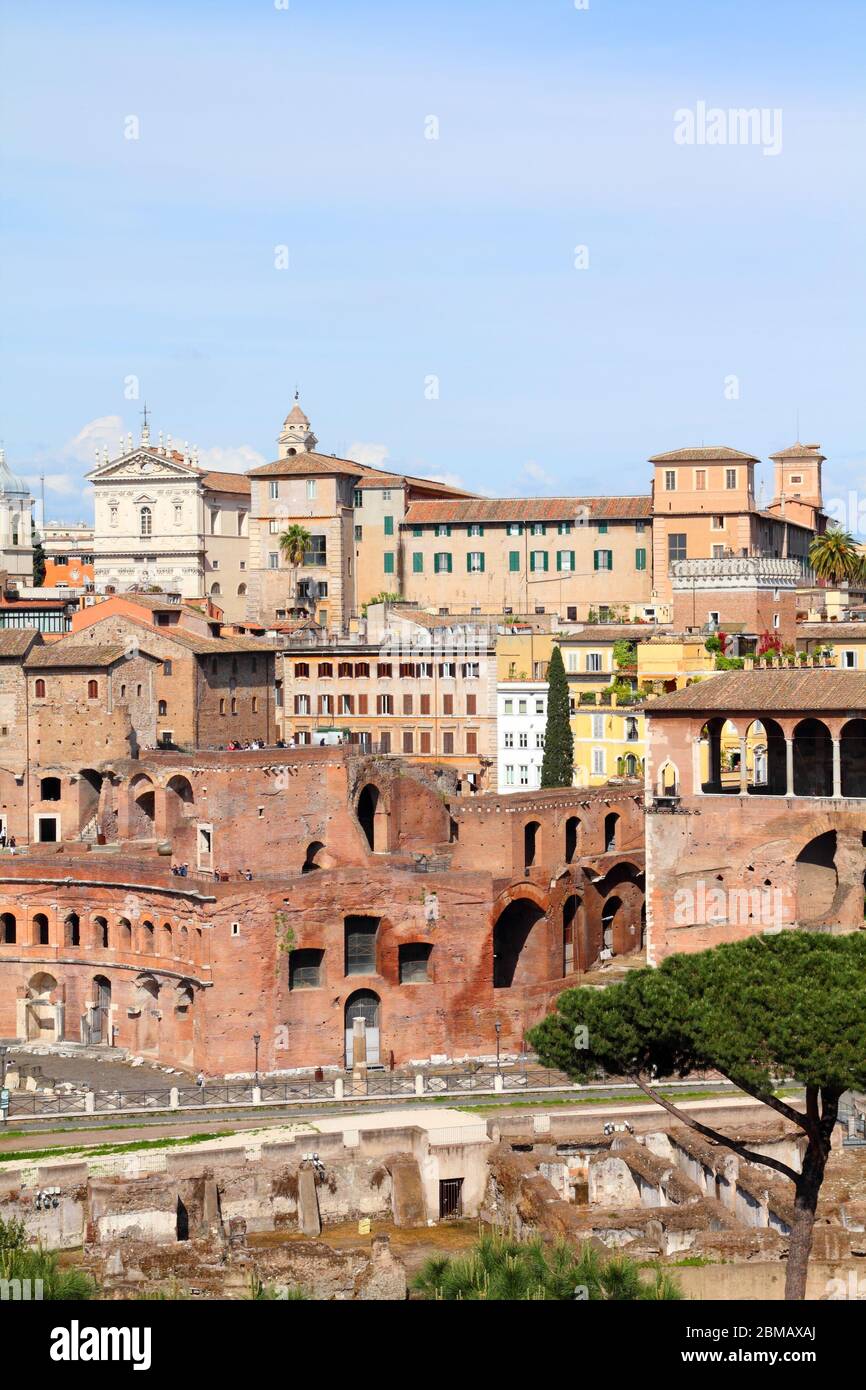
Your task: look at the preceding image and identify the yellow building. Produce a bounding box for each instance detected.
[570,699,645,788]
[797,623,866,672]
[636,633,716,691]
[495,628,556,682]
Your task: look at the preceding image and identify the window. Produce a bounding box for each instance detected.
[109,505,118,526]
[158,699,168,716]
[711,514,725,530]
[664,470,676,490]
[773,614,780,629]
[403,694,413,715]
[402,730,414,753]
[567,606,577,620]
[379,731,391,752]
[468,523,484,537]
[306,479,316,500]
[708,611,720,626]
[420,693,431,715]
[435,524,451,537]
[556,550,575,572]
[318,662,333,678]
[434,552,452,573]
[592,713,605,739]
[140,506,152,537]
[420,730,431,753]
[377,694,393,714]
[354,525,363,541]
[289,950,323,995]
[461,662,480,679]
[466,694,476,715]
[294,694,310,715]
[592,748,605,776]
[536,732,544,748]
[593,550,612,571]
[443,731,454,754]
[635,548,647,570]
[219,697,226,715]
[269,519,281,533]
[399,942,432,983]
[412,552,424,573]
[467,551,485,572]
[382,489,391,501]
[412,525,422,537]
[725,468,737,489]
[87,679,98,699]
[635,520,646,533]
[509,551,520,572]
[384,515,394,536]
[504,765,514,786]
[530,550,548,572]
[558,521,572,535]
[466,731,477,754]
[443,693,454,715]
[507,522,522,536]
[35,678,46,698]
[519,732,528,748]
[535,699,544,714]
[519,765,529,786]
[304,535,327,566]
[344,916,379,975]
[338,661,353,678]
[295,661,310,677]
[504,731,514,748]
[695,469,706,490]
[269,480,279,499]
[586,652,602,672]
[439,661,455,678]
[712,544,725,559]
[268,552,279,569]
[843,650,857,669]
[597,521,608,534]
[353,488,363,506]
[384,552,395,574]
[668,534,687,563]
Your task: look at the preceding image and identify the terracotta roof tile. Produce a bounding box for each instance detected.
[648,446,759,464]
[0,629,42,658]
[645,669,866,713]
[25,642,134,669]
[246,451,366,479]
[200,470,251,495]
[402,496,652,525]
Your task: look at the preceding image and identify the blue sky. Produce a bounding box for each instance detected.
[1,0,864,523]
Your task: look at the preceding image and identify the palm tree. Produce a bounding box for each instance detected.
[808,528,859,585]
[278,524,312,606]
[412,1229,681,1301]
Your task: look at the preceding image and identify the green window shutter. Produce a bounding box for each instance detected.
[384,515,394,536]
[413,525,422,537]
[635,548,646,571]
[447,552,453,572]
[479,552,485,572]
[412,552,423,573]
[598,521,608,534]
[384,552,395,575]
[593,551,599,571]
[556,551,563,572]
[509,551,520,572]
[543,551,549,571]
[570,550,575,571]
[466,552,473,572]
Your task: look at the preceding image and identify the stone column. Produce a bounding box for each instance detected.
[739,737,749,795]
[832,738,842,798]
[785,738,794,797]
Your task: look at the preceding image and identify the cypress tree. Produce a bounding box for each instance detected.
[540,645,574,787]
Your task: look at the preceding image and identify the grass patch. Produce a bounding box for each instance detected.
[0,1131,236,1166]
[452,1085,801,1114]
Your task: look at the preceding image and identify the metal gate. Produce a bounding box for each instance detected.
[345,991,380,1067]
[439,1178,464,1219]
[90,976,111,1045]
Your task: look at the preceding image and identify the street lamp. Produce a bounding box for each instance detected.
[0,1046,9,1126]
[494,1020,502,1075]
[253,1031,261,1087]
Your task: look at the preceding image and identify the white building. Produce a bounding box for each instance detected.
[86,423,251,623]
[497,680,547,792]
[0,450,34,585]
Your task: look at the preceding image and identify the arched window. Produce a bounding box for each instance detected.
[40,776,61,802]
[87,679,98,699]
[158,700,168,716]
[565,817,580,863]
[237,583,247,596]
[604,812,619,853]
[210,582,221,596]
[35,678,46,698]
[524,820,540,868]
[140,506,152,537]
[0,912,17,945]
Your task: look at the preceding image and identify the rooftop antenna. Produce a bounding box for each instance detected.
[140,401,151,444]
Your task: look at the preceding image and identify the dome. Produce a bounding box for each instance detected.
[0,450,30,497]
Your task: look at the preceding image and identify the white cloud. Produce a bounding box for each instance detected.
[61,415,125,464]
[521,459,557,491]
[196,444,266,474]
[22,471,83,497]
[418,470,468,490]
[346,441,390,468]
